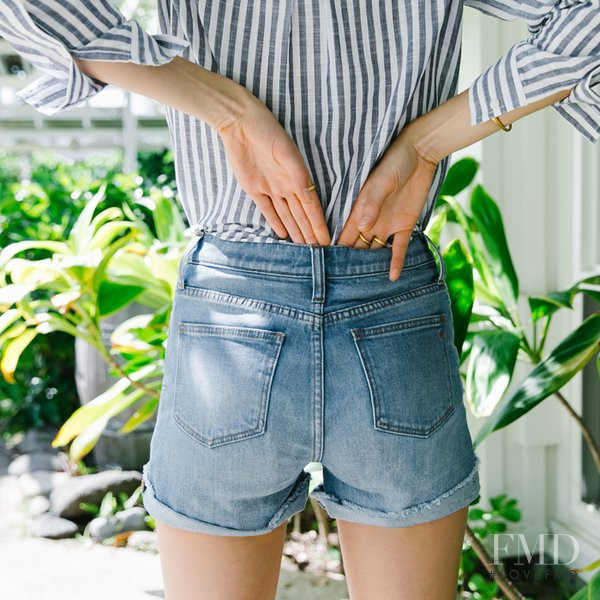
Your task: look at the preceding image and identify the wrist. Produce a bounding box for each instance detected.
[159,56,252,131]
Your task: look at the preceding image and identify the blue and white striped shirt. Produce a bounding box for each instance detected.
[1,0,599,244]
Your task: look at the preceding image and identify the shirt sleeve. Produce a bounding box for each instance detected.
[464,0,600,143]
[0,0,190,114]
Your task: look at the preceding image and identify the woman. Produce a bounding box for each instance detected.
[1,1,598,598]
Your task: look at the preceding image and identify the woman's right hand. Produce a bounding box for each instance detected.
[216,89,331,245]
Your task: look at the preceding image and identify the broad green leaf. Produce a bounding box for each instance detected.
[89,207,123,236]
[529,290,573,323]
[69,183,106,253]
[0,309,21,337]
[0,322,27,350]
[474,313,600,446]
[0,328,38,383]
[470,185,519,313]
[425,206,447,247]
[68,417,109,462]
[0,283,35,308]
[0,240,70,273]
[439,157,479,197]
[442,238,474,355]
[88,221,138,251]
[97,281,145,317]
[466,330,520,418]
[153,194,186,243]
[4,258,61,288]
[91,231,138,292]
[52,363,158,448]
[118,395,160,433]
[440,194,500,305]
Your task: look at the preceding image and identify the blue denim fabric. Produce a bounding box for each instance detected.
[141,228,481,535]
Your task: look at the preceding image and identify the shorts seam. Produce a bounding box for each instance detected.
[312,453,481,521]
[187,257,436,279]
[177,280,447,327]
[324,280,447,325]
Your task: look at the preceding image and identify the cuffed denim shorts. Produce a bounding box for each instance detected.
[140,227,481,536]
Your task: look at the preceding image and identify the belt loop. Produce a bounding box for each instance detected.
[417,226,446,284]
[176,226,205,290]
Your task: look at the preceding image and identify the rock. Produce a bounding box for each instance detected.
[18,471,70,498]
[114,507,148,532]
[86,516,120,542]
[49,470,142,519]
[8,452,64,476]
[127,530,158,551]
[13,427,61,455]
[30,513,79,539]
[26,495,51,516]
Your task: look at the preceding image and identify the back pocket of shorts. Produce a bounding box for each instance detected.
[351,313,456,438]
[172,322,285,448]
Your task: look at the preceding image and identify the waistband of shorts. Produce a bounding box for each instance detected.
[182,226,441,279]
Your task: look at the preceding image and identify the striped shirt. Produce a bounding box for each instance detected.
[1,0,599,244]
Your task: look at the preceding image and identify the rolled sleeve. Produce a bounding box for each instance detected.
[465,0,600,143]
[0,0,189,114]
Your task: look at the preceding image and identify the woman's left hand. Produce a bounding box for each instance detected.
[336,127,440,281]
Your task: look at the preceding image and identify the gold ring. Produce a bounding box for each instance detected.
[306,183,316,192]
[371,235,387,247]
[358,232,372,245]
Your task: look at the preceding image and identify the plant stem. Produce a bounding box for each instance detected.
[103,353,161,400]
[537,315,552,358]
[554,390,600,473]
[309,497,330,546]
[464,525,527,600]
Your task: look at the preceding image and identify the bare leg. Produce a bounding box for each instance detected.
[337,505,468,600]
[155,519,288,600]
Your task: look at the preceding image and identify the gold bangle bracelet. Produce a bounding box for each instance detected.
[491,115,512,132]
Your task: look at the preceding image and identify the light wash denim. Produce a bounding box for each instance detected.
[141,227,481,535]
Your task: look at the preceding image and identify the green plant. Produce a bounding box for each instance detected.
[430,158,600,465]
[79,486,143,518]
[569,567,600,599]
[459,493,525,600]
[429,157,600,600]
[0,181,188,460]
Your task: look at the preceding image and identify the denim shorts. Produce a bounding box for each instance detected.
[140,227,481,535]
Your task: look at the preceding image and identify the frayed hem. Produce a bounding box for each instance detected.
[311,452,481,523]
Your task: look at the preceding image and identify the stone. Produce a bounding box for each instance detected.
[86,516,120,542]
[114,507,148,532]
[8,452,64,476]
[26,495,51,516]
[49,470,142,519]
[127,530,158,551]
[30,513,79,539]
[18,471,70,498]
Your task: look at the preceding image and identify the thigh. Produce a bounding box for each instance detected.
[336,505,469,600]
[155,519,288,600]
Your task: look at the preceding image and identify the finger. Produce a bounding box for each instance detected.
[352,229,372,249]
[285,193,318,245]
[285,160,331,245]
[389,231,411,281]
[251,193,289,239]
[296,185,331,246]
[272,197,306,244]
[369,233,390,250]
[338,185,384,247]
